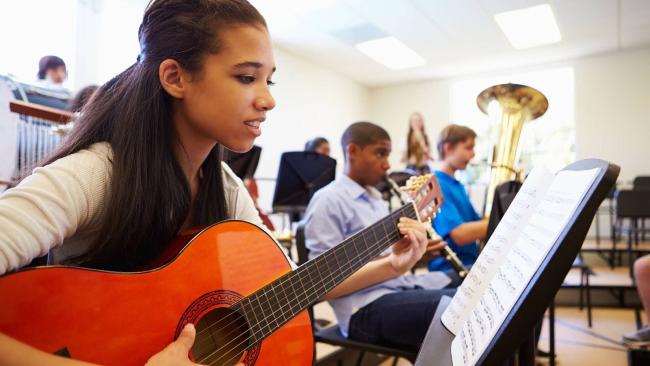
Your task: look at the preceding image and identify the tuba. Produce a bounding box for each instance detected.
[477,83,548,215]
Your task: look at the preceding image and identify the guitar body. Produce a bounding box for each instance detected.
[0,221,313,365]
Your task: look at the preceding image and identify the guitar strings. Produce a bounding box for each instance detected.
[192,204,414,344]
[190,207,409,358]
[196,203,419,364]
[198,207,417,365]
[201,231,399,366]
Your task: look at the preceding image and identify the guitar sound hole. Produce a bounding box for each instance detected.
[191,307,251,366]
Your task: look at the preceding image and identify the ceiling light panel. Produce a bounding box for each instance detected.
[495,4,562,49]
[355,36,426,70]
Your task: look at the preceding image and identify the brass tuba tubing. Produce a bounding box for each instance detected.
[477,83,548,215]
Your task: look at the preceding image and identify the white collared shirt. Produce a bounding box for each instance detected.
[303,174,451,336]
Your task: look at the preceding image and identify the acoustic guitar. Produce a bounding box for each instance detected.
[0,175,443,366]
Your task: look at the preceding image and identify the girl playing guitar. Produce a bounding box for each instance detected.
[0,1,430,365]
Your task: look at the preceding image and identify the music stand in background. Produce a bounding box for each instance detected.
[376,171,414,210]
[272,151,336,222]
[222,145,262,180]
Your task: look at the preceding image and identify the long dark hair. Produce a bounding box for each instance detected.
[42,0,267,270]
[406,112,430,161]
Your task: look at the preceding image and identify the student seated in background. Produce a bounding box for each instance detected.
[303,121,458,351]
[304,136,330,156]
[623,255,650,346]
[428,124,488,272]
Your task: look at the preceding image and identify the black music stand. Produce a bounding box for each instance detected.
[485,180,523,242]
[415,159,619,366]
[271,151,336,222]
[222,145,262,180]
[376,171,414,209]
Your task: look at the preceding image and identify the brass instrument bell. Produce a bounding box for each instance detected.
[477,83,548,215]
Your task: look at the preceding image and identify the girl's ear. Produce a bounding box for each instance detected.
[159,59,185,98]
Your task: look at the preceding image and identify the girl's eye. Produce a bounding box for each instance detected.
[237,75,256,84]
[267,80,276,86]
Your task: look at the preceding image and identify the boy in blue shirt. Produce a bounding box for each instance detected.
[429,124,488,272]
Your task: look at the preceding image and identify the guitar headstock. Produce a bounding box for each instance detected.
[402,174,444,223]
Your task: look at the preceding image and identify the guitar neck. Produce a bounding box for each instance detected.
[234,202,419,344]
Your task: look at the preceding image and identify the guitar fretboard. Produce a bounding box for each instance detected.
[232,202,418,345]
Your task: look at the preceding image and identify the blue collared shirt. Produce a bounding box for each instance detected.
[303,174,451,336]
[428,170,481,271]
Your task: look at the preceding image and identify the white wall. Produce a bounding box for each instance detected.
[254,47,371,211]
[368,46,650,182]
[1,0,77,87]
[574,47,650,183]
[73,0,103,89]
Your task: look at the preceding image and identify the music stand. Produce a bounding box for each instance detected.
[271,151,336,222]
[485,180,523,241]
[415,159,619,366]
[222,145,262,180]
[376,171,414,209]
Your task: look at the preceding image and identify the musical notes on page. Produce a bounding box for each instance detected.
[448,167,600,366]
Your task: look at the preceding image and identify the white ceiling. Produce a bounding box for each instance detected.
[250,0,650,87]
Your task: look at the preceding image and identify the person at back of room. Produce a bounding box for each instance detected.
[36,55,69,89]
[401,112,432,175]
[305,136,330,156]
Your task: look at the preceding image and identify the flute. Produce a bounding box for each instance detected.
[386,176,468,279]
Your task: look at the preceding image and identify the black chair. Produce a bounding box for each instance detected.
[295,223,417,365]
[633,176,650,191]
[633,176,650,241]
[613,190,650,278]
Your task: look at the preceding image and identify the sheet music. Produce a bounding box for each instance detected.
[441,167,554,334]
[448,168,600,366]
